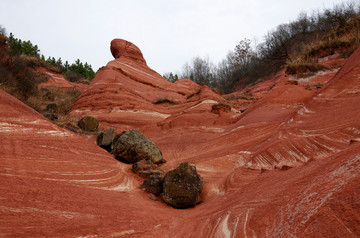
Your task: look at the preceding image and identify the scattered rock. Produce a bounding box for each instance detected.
[141,173,164,195]
[96,128,114,152]
[111,129,163,164]
[43,112,58,121]
[162,162,203,208]
[77,116,98,132]
[132,159,165,177]
[45,103,58,113]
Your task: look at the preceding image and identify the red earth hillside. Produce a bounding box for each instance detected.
[1,39,360,237]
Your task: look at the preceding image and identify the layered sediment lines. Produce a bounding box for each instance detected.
[1,39,359,237]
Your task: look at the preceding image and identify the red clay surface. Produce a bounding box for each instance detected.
[37,67,88,91]
[1,39,360,237]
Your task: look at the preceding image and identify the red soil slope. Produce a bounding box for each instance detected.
[1,40,359,237]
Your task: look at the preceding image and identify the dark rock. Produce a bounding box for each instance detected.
[77,116,98,132]
[96,128,114,152]
[45,103,58,113]
[240,108,247,113]
[111,129,163,164]
[162,162,203,208]
[141,174,164,195]
[43,112,58,121]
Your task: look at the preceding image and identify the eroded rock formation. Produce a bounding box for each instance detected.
[1,39,360,237]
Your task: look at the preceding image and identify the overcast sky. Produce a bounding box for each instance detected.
[0,0,351,75]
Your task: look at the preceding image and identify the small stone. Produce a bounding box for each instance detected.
[141,174,164,195]
[96,128,114,152]
[43,112,58,121]
[77,116,98,132]
[133,160,165,178]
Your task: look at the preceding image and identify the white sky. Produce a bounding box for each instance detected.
[0,0,351,75]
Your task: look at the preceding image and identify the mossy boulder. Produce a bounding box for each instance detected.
[111,129,163,164]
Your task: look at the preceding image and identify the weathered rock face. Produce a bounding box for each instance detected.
[112,129,163,164]
[96,128,114,152]
[69,39,228,133]
[78,116,98,131]
[162,162,203,208]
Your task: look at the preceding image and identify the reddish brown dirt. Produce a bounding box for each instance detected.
[1,39,360,237]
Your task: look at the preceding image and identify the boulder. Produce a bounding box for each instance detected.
[111,129,163,164]
[162,162,203,208]
[96,128,115,152]
[141,174,164,195]
[77,116,98,131]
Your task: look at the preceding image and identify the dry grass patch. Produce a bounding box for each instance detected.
[153,98,178,105]
[286,58,329,75]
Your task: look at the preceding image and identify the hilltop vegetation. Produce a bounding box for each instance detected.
[6,32,95,82]
[0,30,83,118]
[164,2,360,93]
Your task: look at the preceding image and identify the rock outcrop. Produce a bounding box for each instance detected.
[162,162,203,208]
[112,129,163,164]
[110,39,146,63]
